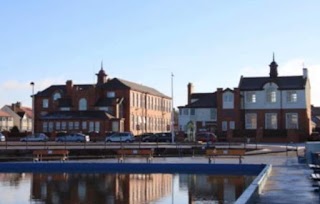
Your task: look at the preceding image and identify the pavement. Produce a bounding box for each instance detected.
[93,144,319,204]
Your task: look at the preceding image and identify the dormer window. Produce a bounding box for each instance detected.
[107,91,115,98]
[266,88,276,103]
[53,92,61,101]
[79,98,87,110]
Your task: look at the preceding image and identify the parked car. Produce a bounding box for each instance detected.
[20,133,49,142]
[142,132,172,142]
[135,132,154,142]
[55,133,90,142]
[105,132,135,142]
[0,133,6,142]
[196,132,217,144]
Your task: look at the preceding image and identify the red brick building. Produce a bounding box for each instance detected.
[179,56,312,142]
[34,65,172,137]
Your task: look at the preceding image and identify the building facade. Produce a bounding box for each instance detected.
[0,109,14,131]
[1,102,32,132]
[33,65,172,137]
[178,56,312,142]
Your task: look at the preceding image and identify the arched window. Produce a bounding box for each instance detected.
[79,98,87,110]
[53,92,61,101]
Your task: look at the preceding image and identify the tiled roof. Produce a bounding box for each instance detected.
[102,78,170,98]
[239,76,307,91]
[95,97,124,107]
[40,111,114,120]
[312,106,320,116]
[20,107,33,118]
[57,98,73,108]
[36,84,94,97]
[0,110,11,117]
[180,92,217,108]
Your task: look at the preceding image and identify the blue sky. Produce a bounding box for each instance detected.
[1,1,319,108]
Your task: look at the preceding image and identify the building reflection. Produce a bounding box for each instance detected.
[179,174,254,204]
[30,173,172,204]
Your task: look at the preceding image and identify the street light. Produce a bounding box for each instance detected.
[171,73,175,143]
[30,82,34,135]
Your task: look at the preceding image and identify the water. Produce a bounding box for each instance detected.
[0,173,254,204]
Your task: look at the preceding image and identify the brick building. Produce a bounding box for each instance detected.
[178,56,312,142]
[34,64,172,137]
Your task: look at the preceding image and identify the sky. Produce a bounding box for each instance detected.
[0,1,319,108]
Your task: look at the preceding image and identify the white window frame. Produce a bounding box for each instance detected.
[287,91,298,103]
[107,91,115,98]
[286,113,299,129]
[42,122,48,132]
[246,92,256,103]
[229,121,235,130]
[245,113,257,129]
[53,92,61,101]
[79,98,87,111]
[82,121,87,130]
[42,99,49,108]
[265,113,277,129]
[222,121,228,131]
[266,88,277,103]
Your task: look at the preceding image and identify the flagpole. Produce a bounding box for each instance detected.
[171,73,175,143]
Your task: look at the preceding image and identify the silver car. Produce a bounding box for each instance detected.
[56,133,90,142]
[0,133,6,142]
[105,132,135,143]
[20,133,49,142]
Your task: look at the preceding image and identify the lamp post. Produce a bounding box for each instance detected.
[30,82,35,135]
[171,73,175,143]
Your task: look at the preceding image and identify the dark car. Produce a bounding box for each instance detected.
[196,132,217,144]
[142,132,172,142]
[135,133,154,142]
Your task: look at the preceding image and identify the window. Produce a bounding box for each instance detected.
[79,98,87,110]
[48,122,53,132]
[287,91,297,103]
[95,121,100,132]
[223,93,233,102]
[68,121,74,130]
[82,121,87,130]
[229,121,235,130]
[107,91,115,98]
[42,122,48,132]
[61,122,66,130]
[89,122,94,132]
[74,122,79,129]
[222,121,228,131]
[265,113,277,129]
[286,113,298,129]
[53,92,61,101]
[210,109,217,120]
[245,113,257,129]
[266,88,276,103]
[190,109,195,115]
[56,122,61,130]
[183,109,189,115]
[246,92,256,103]
[42,99,49,108]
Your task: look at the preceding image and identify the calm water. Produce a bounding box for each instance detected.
[0,173,254,204]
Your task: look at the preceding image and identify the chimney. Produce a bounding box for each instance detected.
[66,80,73,96]
[11,102,21,112]
[187,83,194,104]
[303,68,308,79]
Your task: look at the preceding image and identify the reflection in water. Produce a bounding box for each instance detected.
[0,172,254,204]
